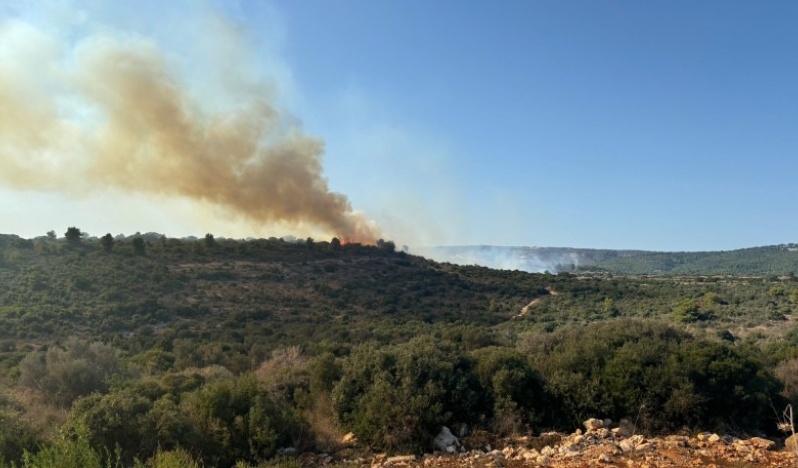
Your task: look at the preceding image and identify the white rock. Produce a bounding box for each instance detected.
[584,418,605,431]
[432,427,462,453]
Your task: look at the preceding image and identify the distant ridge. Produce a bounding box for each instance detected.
[416,244,798,275]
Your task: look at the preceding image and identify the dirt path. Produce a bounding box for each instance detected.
[515,287,558,318]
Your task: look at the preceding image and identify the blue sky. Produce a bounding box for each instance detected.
[1,1,796,251]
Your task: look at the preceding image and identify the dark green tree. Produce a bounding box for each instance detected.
[99,233,114,252]
[65,227,83,247]
[132,236,146,256]
[203,233,216,248]
[376,239,396,252]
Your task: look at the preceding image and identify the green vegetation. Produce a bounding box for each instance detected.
[0,232,797,466]
[424,244,798,275]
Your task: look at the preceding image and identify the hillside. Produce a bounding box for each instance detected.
[2,232,798,467]
[419,244,798,275]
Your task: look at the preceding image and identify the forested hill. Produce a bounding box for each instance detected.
[0,232,550,354]
[3,232,798,466]
[420,244,798,275]
[588,244,798,275]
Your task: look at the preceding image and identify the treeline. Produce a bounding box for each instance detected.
[0,320,788,467]
[585,244,798,275]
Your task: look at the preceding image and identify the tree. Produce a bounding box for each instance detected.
[330,237,341,250]
[203,233,216,248]
[376,239,396,252]
[132,236,146,256]
[46,230,56,240]
[65,227,83,247]
[100,233,114,253]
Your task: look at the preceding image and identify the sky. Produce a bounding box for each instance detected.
[0,1,796,251]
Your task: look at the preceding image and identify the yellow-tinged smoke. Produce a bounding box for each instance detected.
[0,15,380,243]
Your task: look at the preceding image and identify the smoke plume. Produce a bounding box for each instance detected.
[0,6,380,242]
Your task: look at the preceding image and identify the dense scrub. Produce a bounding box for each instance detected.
[0,233,798,465]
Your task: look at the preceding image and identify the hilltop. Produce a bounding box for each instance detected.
[419,244,798,275]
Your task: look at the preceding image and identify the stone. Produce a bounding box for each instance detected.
[433,426,462,454]
[612,427,631,438]
[619,440,635,453]
[536,455,551,466]
[786,434,798,453]
[748,437,775,450]
[598,453,613,463]
[707,433,721,443]
[277,447,297,457]
[559,443,579,454]
[342,432,357,443]
[584,418,605,431]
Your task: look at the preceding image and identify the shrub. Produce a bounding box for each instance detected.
[19,424,118,468]
[181,375,308,467]
[69,389,157,461]
[332,338,481,453]
[0,397,41,463]
[470,347,545,435]
[133,448,202,468]
[524,319,784,434]
[18,338,120,408]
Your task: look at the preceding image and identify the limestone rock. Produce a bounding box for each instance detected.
[748,437,775,451]
[584,418,605,431]
[432,426,462,454]
[277,447,297,457]
[786,433,798,453]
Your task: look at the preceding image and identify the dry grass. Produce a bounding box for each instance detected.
[7,386,67,440]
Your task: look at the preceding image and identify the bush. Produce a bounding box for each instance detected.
[19,424,119,468]
[0,397,41,463]
[523,320,784,434]
[181,375,308,467]
[133,448,202,468]
[470,347,545,435]
[69,389,157,461]
[18,338,120,407]
[332,338,481,453]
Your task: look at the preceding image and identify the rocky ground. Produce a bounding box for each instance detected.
[298,419,798,468]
